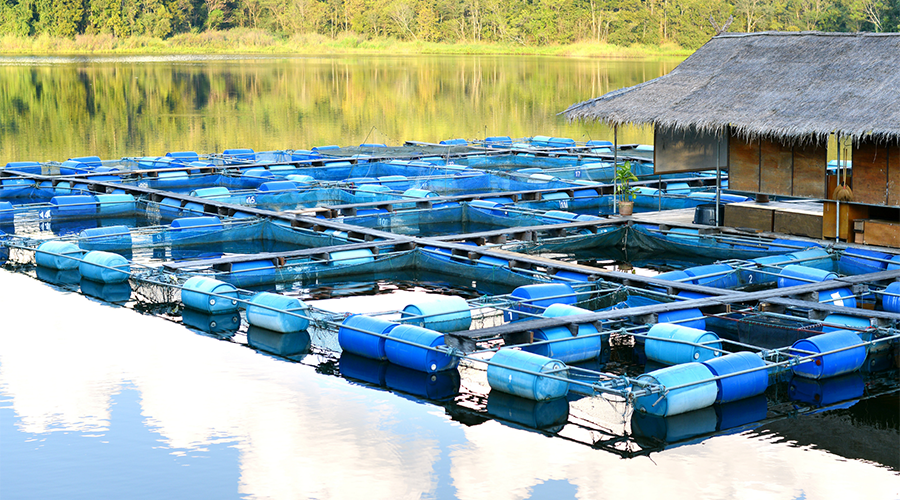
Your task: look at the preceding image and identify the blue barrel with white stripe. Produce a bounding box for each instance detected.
[35,241,83,270]
[645,323,721,365]
[79,250,130,283]
[401,295,472,333]
[338,314,399,360]
[790,330,867,379]
[634,363,718,417]
[702,352,768,403]
[818,287,857,308]
[487,349,569,401]
[181,276,239,314]
[329,249,374,266]
[246,292,309,333]
[384,324,458,373]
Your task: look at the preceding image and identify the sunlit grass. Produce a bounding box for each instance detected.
[0,29,691,59]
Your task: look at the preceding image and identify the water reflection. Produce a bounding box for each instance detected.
[0,56,659,163]
[2,271,899,499]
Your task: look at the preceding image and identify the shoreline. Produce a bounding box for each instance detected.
[0,30,692,59]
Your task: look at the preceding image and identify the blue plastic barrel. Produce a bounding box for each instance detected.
[79,250,130,283]
[817,287,857,308]
[338,314,399,360]
[822,314,871,333]
[170,216,223,235]
[634,362,718,417]
[247,326,311,356]
[883,281,900,313]
[35,241,83,270]
[683,264,739,289]
[329,249,374,266]
[657,308,706,330]
[887,255,900,270]
[739,255,789,285]
[505,283,576,321]
[230,260,276,276]
[790,330,867,379]
[181,309,241,336]
[246,292,309,333]
[553,270,591,282]
[785,248,834,271]
[95,194,135,215]
[384,324,457,373]
[190,187,230,198]
[645,323,721,365]
[77,226,131,251]
[524,304,603,363]
[487,349,569,401]
[402,189,437,205]
[159,197,183,217]
[257,181,298,193]
[486,391,570,430]
[80,278,132,303]
[50,195,97,217]
[166,151,200,162]
[701,352,768,403]
[777,264,837,288]
[839,248,891,276]
[4,161,42,174]
[384,363,461,401]
[401,296,472,333]
[543,210,579,221]
[180,276,239,314]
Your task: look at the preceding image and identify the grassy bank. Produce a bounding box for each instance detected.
[0,30,691,59]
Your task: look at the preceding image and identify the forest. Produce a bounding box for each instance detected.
[0,0,897,50]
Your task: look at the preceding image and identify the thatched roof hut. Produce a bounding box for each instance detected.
[563,32,900,144]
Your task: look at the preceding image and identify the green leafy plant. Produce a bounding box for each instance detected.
[615,161,638,201]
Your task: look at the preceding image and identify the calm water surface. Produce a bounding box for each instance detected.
[1,55,898,499]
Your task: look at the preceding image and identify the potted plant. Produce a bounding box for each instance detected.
[615,161,638,216]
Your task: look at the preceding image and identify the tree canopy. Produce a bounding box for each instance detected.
[0,0,897,49]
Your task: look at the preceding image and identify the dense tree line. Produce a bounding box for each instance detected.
[0,0,897,48]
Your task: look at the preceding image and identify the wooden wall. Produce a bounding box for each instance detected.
[852,138,900,207]
[727,132,827,198]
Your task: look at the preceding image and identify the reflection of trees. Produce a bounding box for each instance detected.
[0,57,661,162]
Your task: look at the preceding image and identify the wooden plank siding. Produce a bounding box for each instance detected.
[792,142,827,198]
[728,133,760,193]
[728,134,827,199]
[852,139,889,205]
[888,142,900,206]
[759,139,794,195]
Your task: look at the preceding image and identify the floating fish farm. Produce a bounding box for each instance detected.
[1,136,898,456]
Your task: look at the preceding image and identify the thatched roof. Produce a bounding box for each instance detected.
[563,32,900,143]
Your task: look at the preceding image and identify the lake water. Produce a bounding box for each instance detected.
[1,55,898,499]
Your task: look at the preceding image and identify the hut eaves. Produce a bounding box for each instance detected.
[563,32,900,144]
